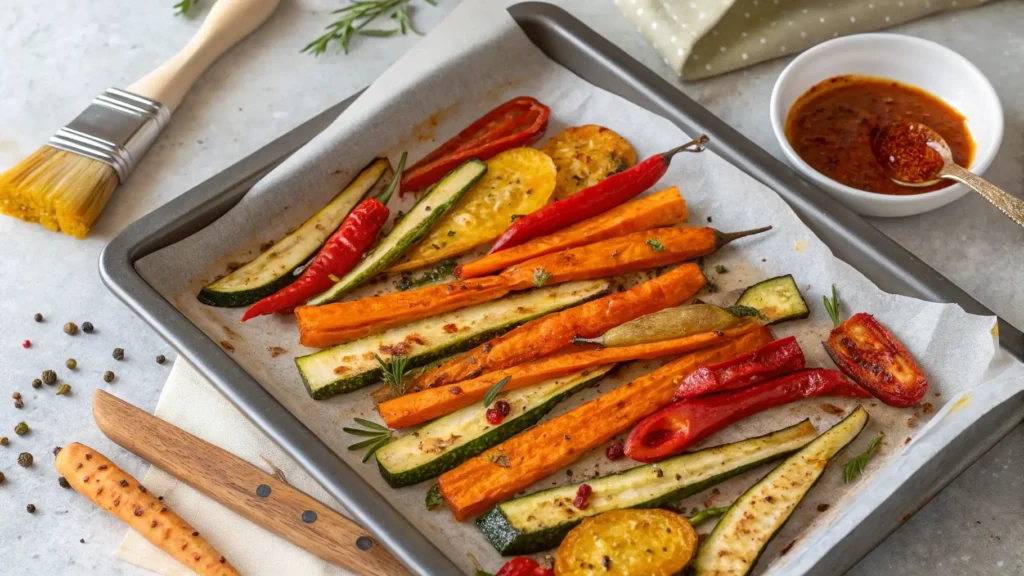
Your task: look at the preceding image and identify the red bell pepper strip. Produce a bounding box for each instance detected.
[825,312,928,407]
[400,97,550,193]
[488,135,709,253]
[625,369,870,462]
[240,154,407,321]
[672,335,806,402]
[495,557,554,576]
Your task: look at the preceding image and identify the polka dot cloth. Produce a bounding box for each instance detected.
[616,0,989,79]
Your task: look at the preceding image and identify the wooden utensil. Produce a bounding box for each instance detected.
[92,390,409,576]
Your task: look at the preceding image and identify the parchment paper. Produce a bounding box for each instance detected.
[135,1,1024,573]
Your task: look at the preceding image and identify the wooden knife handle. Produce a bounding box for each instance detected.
[92,390,409,576]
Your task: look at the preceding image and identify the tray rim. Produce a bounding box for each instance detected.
[100,4,1024,575]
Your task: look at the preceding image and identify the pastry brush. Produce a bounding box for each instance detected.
[0,0,280,238]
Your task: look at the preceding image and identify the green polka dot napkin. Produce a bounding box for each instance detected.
[617,0,990,80]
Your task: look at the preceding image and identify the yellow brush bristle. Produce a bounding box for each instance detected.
[0,146,119,239]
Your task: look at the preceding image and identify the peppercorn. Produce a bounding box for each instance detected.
[53,446,62,456]
[34,313,43,322]
[103,371,115,383]
[31,379,42,389]
[112,348,124,361]
[22,339,31,348]
[26,503,36,513]
[0,437,8,446]
[155,354,166,365]
[12,392,21,400]
[64,322,79,335]
[41,370,57,385]
[14,399,23,409]
[17,452,33,467]
[65,358,77,370]
[14,422,28,436]
[58,477,70,489]
[0,472,4,484]
[81,321,94,333]
[56,384,71,396]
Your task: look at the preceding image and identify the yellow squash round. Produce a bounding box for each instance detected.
[555,508,697,576]
[541,125,637,201]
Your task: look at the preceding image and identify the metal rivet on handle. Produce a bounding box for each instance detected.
[356,536,373,551]
[256,484,271,497]
[301,510,317,523]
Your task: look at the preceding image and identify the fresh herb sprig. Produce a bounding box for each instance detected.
[425,483,444,510]
[688,505,730,526]
[823,284,841,328]
[842,434,882,484]
[483,376,512,408]
[724,305,768,322]
[343,418,393,462]
[375,353,409,399]
[303,0,437,56]
[646,238,664,252]
[173,0,197,16]
[533,267,552,287]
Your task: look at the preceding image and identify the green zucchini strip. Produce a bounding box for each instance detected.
[735,274,810,324]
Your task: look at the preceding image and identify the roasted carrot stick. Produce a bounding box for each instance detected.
[379,322,763,429]
[412,263,708,390]
[456,187,688,279]
[55,443,239,576]
[437,327,773,521]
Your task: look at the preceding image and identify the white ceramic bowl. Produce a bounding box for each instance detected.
[770,33,1003,218]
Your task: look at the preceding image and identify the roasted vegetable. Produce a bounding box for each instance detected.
[672,335,805,401]
[734,274,809,324]
[555,509,698,576]
[477,420,816,555]
[379,322,766,429]
[456,187,688,279]
[413,262,709,390]
[625,369,870,463]
[390,148,556,272]
[693,407,869,576]
[574,303,754,347]
[540,125,637,200]
[436,327,772,521]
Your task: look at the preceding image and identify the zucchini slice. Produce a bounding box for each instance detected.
[477,420,818,555]
[295,280,609,399]
[693,406,868,576]
[735,274,810,324]
[376,365,614,488]
[307,159,487,306]
[197,158,392,307]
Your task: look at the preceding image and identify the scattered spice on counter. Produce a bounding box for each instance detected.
[14,399,23,409]
[18,452,33,467]
[22,340,31,348]
[53,446,63,456]
[220,341,235,352]
[488,454,511,468]
[12,392,21,400]
[41,370,56,385]
[0,472,4,484]
[605,442,625,461]
[26,503,36,513]
[65,358,77,370]
[14,422,29,436]
[64,322,79,335]
[112,348,125,361]
[817,503,831,512]
[103,371,115,383]
[922,402,934,414]
[155,355,166,365]
[56,384,72,396]
[31,379,42,389]
[79,539,85,544]
[81,321,94,333]
[714,264,729,274]
[34,313,43,322]
[703,488,721,509]
[0,437,8,446]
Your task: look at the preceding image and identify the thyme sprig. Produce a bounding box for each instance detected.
[173,0,197,16]
[842,434,883,484]
[375,353,409,399]
[302,0,437,56]
[343,417,393,462]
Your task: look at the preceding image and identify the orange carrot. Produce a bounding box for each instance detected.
[456,187,688,279]
[437,327,773,520]
[413,263,708,390]
[379,322,763,429]
[55,443,239,576]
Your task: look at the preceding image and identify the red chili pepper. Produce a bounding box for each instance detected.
[489,135,709,253]
[672,336,805,402]
[495,557,554,576]
[625,369,870,462]
[824,312,928,407]
[401,97,550,193]
[241,154,407,321]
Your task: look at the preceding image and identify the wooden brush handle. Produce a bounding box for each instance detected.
[128,0,280,110]
[92,390,410,576]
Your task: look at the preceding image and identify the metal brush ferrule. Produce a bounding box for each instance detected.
[47,88,170,182]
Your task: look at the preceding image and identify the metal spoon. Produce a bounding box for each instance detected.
[873,121,1024,226]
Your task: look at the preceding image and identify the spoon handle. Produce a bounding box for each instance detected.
[941,164,1024,228]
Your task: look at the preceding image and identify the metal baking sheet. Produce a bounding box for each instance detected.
[100,3,1024,574]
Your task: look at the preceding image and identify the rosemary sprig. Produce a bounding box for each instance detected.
[724,305,768,322]
[823,284,841,328]
[302,0,437,56]
[483,376,512,408]
[343,417,393,462]
[688,505,730,526]
[173,0,197,16]
[842,434,883,484]
[375,353,409,399]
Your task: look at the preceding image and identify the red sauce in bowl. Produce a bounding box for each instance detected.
[784,75,975,195]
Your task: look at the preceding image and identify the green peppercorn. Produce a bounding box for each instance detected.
[31,379,42,389]
[14,422,28,436]
[81,321,94,333]
[112,348,125,361]
[0,437,8,446]
[56,384,71,396]
[63,322,78,335]
[11,392,20,400]
[58,477,70,489]
[26,503,36,513]
[17,452,33,467]
[34,313,43,322]
[103,371,115,383]
[41,370,57,385]
[65,358,77,370]
[155,354,166,365]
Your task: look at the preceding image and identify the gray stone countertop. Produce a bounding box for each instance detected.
[0,0,1020,574]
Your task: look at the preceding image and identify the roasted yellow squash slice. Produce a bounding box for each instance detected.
[541,125,637,201]
[555,509,697,576]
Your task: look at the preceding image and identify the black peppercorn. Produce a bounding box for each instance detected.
[81,321,94,333]
[103,371,115,383]
[155,354,166,365]
[26,503,36,513]
[14,422,29,436]
[32,378,42,389]
[58,477,70,489]
[63,322,78,335]
[17,452,33,467]
[0,472,4,484]
[34,313,43,322]
[14,399,23,409]
[112,348,124,361]
[41,370,57,385]
[53,446,62,456]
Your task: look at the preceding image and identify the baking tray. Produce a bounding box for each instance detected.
[100,3,1024,575]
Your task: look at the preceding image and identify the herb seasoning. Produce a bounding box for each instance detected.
[112,348,125,361]
[34,313,43,322]
[65,358,77,370]
[81,321,95,333]
[14,422,29,436]
[64,322,79,335]
[17,452,33,467]
[56,384,72,396]
[103,371,115,383]
[41,370,57,385]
